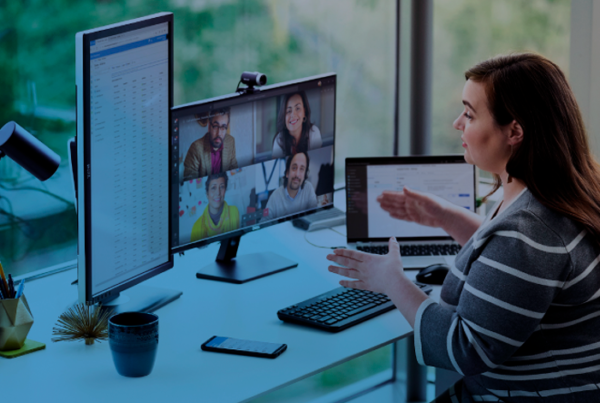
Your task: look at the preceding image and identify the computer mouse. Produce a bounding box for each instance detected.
[416,264,450,285]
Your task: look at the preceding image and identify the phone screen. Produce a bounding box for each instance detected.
[206,336,283,354]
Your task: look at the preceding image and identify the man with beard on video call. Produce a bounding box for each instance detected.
[265,151,317,220]
[183,107,238,180]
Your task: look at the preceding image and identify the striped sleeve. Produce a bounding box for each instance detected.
[417,210,572,376]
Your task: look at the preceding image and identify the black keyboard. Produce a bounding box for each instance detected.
[277,283,432,333]
[357,243,461,256]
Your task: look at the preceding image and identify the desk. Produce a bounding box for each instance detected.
[1,211,441,403]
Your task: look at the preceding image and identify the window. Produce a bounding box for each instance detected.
[431,0,571,155]
[0,0,396,278]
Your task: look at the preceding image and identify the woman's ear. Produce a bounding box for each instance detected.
[507,120,524,146]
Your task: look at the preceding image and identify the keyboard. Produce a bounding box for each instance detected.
[277,283,432,332]
[357,243,461,256]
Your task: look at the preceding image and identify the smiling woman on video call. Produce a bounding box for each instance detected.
[272,91,322,158]
[328,53,600,402]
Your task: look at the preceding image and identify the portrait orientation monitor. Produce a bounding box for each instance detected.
[172,73,336,283]
[76,13,181,312]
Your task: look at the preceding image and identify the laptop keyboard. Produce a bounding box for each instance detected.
[357,243,461,256]
[277,283,432,333]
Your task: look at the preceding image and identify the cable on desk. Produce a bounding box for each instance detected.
[334,186,345,193]
[303,230,346,250]
[328,227,346,237]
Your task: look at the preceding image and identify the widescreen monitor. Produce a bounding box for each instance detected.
[76,13,180,312]
[171,73,336,283]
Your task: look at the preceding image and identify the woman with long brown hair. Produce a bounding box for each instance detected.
[328,53,600,402]
[272,91,322,158]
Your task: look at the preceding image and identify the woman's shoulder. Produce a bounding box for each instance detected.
[481,190,585,248]
[224,201,240,216]
[196,205,210,220]
[191,207,209,234]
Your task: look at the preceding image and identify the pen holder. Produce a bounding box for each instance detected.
[0,294,34,351]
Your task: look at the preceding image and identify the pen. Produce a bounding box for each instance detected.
[0,275,6,300]
[15,279,24,299]
[0,262,8,298]
[8,274,14,299]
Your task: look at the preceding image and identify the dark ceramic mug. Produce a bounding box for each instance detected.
[108,312,159,377]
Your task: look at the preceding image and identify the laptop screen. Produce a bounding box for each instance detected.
[346,155,476,243]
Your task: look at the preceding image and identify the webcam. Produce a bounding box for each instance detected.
[236,71,267,94]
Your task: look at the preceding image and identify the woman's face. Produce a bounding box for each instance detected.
[207,177,226,211]
[453,80,512,175]
[285,94,306,136]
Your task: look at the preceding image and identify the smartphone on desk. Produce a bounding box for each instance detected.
[201,336,287,359]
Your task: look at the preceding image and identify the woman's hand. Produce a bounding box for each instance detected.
[376,187,450,229]
[326,237,405,295]
[327,237,430,328]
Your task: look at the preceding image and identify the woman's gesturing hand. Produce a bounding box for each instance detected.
[327,237,405,294]
[376,187,449,229]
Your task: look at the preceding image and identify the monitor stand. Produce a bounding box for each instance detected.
[69,286,182,315]
[196,236,298,284]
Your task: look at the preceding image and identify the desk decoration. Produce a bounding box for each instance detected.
[0,339,45,358]
[0,263,35,352]
[0,293,34,351]
[52,304,112,345]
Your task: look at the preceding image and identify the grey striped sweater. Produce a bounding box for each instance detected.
[415,189,600,402]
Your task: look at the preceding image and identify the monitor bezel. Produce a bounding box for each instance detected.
[171,73,337,254]
[76,12,174,305]
[345,154,477,243]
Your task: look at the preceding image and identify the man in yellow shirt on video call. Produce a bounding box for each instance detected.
[191,172,240,242]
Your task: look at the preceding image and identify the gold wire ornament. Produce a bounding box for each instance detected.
[52,304,113,345]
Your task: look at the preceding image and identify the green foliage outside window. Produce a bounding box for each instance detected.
[432,0,570,155]
[0,0,395,277]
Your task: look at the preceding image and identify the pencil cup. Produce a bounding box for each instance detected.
[108,312,159,377]
[0,294,34,351]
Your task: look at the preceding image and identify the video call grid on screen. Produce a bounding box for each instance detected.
[346,156,476,242]
[171,74,336,251]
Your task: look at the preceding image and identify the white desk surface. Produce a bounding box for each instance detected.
[2,205,443,403]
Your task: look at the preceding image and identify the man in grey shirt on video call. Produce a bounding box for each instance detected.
[265,152,317,220]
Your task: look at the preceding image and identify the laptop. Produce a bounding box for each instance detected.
[345,155,477,269]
